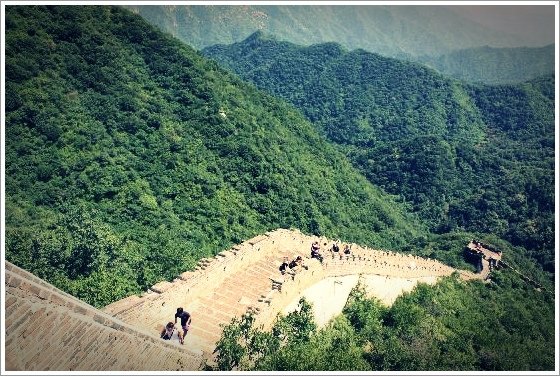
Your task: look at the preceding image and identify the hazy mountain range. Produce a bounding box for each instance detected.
[4,6,555,371]
[123,5,551,54]
[124,5,555,84]
[417,44,555,84]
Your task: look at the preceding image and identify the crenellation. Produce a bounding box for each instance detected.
[7,229,483,371]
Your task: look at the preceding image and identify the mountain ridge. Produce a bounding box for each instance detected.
[5,5,424,308]
[203,34,555,272]
[416,44,555,84]
[124,4,533,57]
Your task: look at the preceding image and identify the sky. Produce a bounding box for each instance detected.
[445,5,556,46]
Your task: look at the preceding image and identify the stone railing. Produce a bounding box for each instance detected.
[4,262,204,371]
[6,228,480,370]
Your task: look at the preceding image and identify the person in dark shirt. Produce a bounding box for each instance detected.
[311,242,323,263]
[289,256,302,269]
[332,240,340,253]
[174,307,192,344]
[279,257,289,274]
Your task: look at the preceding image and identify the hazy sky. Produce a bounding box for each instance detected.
[445,5,555,46]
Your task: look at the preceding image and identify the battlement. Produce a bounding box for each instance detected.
[5,228,480,371]
[4,262,204,371]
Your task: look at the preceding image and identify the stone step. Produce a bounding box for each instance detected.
[103,294,143,316]
[220,276,266,292]
[196,297,244,318]
[188,326,222,346]
[5,267,204,371]
[210,291,245,310]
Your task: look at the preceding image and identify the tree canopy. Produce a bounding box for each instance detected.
[204,33,555,273]
[5,5,423,307]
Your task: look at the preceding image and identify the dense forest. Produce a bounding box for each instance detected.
[3,6,556,371]
[212,274,555,371]
[203,32,555,273]
[5,5,423,307]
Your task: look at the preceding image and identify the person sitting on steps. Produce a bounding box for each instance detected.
[289,255,308,271]
[175,307,191,344]
[160,321,183,344]
[332,239,340,253]
[279,256,290,275]
[311,241,323,263]
[343,244,352,255]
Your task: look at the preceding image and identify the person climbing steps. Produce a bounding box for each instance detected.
[160,321,184,344]
[175,307,192,344]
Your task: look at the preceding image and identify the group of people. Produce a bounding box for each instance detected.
[311,240,352,264]
[279,255,308,275]
[160,307,192,345]
[330,239,352,255]
[280,240,353,274]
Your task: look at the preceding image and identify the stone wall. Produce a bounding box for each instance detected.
[5,228,480,370]
[4,262,204,371]
[104,228,479,357]
[247,231,478,330]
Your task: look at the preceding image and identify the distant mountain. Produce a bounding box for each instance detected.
[4,6,555,371]
[204,33,555,272]
[5,6,423,307]
[124,4,528,58]
[416,44,555,84]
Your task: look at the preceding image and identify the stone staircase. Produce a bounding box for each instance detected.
[5,228,482,371]
[4,262,204,371]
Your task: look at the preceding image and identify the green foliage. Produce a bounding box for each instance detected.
[214,298,370,371]
[272,298,316,344]
[213,314,259,370]
[5,5,423,307]
[213,298,316,370]
[417,44,555,85]
[343,282,387,340]
[203,34,555,272]
[215,275,555,371]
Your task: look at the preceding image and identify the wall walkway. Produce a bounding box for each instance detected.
[5,228,480,370]
[4,262,204,371]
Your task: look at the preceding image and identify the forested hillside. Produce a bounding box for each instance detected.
[204,33,556,273]
[213,274,555,371]
[5,6,424,307]
[416,44,555,84]
[4,5,556,372]
[124,4,524,57]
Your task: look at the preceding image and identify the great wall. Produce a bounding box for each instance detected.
[4,228,483,371]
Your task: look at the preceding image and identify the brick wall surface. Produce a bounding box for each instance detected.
[4,263,204,371]
[5,228,480,371]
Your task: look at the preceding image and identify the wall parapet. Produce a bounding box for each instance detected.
[5,262,204,371]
